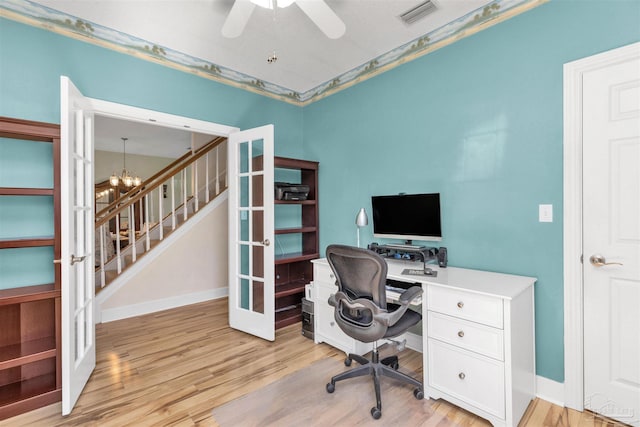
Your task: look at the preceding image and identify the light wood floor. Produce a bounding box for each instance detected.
[0,298,629,426]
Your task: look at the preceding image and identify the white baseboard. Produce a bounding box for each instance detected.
[101,287,228,323]
[536,375,565,407]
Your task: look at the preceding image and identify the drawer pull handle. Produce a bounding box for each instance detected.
[457,301,464,309]
[458,372,466,380]
[457,330,464,338]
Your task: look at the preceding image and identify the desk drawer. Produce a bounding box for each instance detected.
[427,286,503,328]
[427,311,504,360]
[313,263,336,287]
[428,338,505,419]
[316,284,353,352]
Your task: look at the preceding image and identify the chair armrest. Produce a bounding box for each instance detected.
[330,290,420,328]
[380,286,423,326]
[398,286,422,305]
[328,293,337,307]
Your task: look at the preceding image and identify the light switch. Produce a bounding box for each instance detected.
[539,204,553,222]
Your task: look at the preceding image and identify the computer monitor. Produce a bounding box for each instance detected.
[371,193,442,243]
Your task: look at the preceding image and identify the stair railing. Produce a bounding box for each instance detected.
[94,136,227,289]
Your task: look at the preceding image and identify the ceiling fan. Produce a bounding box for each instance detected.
[222,0,346,39]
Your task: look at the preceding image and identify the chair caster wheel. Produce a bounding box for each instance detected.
[370,407,381,419]
[344,357,352,367]
[326,382,335,393]
[414,388,424,400]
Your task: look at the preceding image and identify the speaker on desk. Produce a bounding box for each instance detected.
[437,247,448,268]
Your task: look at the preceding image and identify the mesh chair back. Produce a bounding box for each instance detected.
[326,244,388,309]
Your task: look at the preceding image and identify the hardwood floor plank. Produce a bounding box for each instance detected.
[0,298,631,426]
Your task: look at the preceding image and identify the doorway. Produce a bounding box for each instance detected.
[61,78,238,414]
[563,42,640,425]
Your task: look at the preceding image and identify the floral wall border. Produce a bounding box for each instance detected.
[1,0,547,106]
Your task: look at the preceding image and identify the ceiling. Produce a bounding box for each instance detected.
[94,116,194,158]
[5,0,541,105]
[3,0,541,157]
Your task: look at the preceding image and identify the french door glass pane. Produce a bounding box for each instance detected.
[252,210,264,243]
[239,142,249,173]
[240,176,249,208]
[253,174,264,208]
[240,212,249,241]
[240,277,249,310]
[252,139,264,167]
[240,244,249,276]
[252,279,264,314]
[252,245,264,280]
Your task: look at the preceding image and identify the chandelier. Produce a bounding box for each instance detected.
[110,137,141,187]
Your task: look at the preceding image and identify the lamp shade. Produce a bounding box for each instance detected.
[355,208,368,227]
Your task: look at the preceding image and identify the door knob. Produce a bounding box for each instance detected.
[261,239,270,246]
[589,254,623,267]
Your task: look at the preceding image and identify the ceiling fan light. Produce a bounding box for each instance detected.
[250,0,294,9]
[277,0,296,8]
[250,0,273,9]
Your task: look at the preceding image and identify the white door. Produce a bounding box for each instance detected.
[583,49,640,426]
[60,76,96,415]
[228,125,275,341]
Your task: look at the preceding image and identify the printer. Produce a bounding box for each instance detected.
[275,182,309,201]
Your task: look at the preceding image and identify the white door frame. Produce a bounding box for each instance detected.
[60,87,239,413]
[88,98,238,139]
[86,98,238,323]
[563,41,640,411]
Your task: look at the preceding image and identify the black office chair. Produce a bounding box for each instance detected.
[324,244,424,420]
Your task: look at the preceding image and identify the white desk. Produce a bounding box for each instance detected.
[310,258,536,427]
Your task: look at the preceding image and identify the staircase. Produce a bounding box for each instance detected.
[94,136,227,293]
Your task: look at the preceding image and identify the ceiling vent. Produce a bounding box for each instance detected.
[399,0,438,25]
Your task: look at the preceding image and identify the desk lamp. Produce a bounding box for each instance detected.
[355,208,368,248]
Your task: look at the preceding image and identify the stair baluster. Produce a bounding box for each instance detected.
[94,137,227,292]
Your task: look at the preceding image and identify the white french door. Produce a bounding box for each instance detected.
[582,47,640,426]
[228,125,275,341]
[60,76,96,415]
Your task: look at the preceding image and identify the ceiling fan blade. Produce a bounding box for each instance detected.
[296,0,345,39]
[222,0,257,38]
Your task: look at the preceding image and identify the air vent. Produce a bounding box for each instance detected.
[399,0,438,25]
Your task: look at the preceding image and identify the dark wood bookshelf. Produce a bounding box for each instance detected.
[0,117,61,420]
[273,157,319,330]
[0,237,55,249]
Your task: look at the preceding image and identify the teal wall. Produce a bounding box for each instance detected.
[0,18,303,156]
[0,17,303,290]
[302,0,640,382]
[1,0,639,383]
